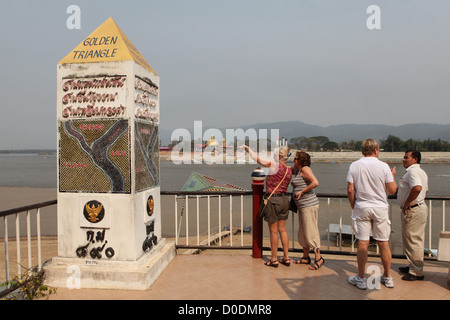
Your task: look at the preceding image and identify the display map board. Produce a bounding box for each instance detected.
[59,118,131,193]
[134,120,160,192]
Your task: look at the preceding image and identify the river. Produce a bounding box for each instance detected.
[0,153,449,255]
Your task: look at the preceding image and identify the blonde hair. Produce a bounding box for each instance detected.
[277,146,290,161]
[361,139,379,156]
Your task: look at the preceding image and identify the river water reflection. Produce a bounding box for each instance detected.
[1,154,449,255]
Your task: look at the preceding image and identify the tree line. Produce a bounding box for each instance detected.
[0,149,56,154]
[289,135,450,152]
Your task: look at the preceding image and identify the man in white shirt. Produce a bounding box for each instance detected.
[346,139,398,289]
[397,150,428,281]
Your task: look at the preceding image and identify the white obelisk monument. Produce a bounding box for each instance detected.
[44,17,175,290]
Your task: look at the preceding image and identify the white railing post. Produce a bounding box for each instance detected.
[389,203,392,252]
[229,196,233,247]
[339,199,342,251]
[327,198,330,251]
[218,195,222,246]
[27,210,32,269]
[351,201,355,253]
[290,194,295,250]
[196,196,200,245]
[37,209,42,270]
[4,216,9,284]
[15,213,21,275]
[429,200,432,256]
[241,195,244,247]
[443,200,446,231]
[174,195,178,245]
[207,195,211,245]
[0,200,55,283]
[185,195,189,246]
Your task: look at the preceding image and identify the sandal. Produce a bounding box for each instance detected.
[264,259,279,268]
[309,257,325,270]
[279,258,291,267]
[294,257,311,265]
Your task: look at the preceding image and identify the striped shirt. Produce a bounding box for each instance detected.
[291,170,319,208]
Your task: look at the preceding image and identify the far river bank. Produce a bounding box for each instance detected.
[160,151,450,164]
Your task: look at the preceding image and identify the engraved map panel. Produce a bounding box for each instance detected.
[59,119,131,193]
[135,120,160,192]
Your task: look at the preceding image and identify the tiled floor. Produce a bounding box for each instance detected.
[49,253,450,300]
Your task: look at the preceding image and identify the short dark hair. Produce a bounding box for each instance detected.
[405,149,421,164]
[295,151,311,167]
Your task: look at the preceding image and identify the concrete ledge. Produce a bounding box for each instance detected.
[43,239,176,290]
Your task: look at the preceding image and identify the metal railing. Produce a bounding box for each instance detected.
[312,194,448,259]
[0,200,56,286]
[161,191,253,251]
[1,191,448,286]
[163,190,449,259]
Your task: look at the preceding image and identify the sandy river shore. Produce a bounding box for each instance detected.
[160,151,450,163]
[308,151,450,163]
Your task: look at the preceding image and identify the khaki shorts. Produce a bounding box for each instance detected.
[352,207,391,241]
[263,195,289,223]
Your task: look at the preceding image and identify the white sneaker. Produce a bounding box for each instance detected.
[348,275,367,290]
[380,275,394,288]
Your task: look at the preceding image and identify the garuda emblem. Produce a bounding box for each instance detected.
[83,201,105,223]
[147,195,154,217]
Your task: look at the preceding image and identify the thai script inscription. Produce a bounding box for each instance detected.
[76,229,115,260]
[142,220,157,253]
[63,77,125,91]
[134,77,159,122]
[61,76,127,119]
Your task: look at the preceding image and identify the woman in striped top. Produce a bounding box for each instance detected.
[291,151,324,270]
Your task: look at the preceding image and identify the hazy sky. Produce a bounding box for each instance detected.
[1,0,450,149]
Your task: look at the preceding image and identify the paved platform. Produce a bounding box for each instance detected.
[48,253,450,300]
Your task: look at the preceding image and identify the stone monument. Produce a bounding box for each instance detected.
[44,17,175,290]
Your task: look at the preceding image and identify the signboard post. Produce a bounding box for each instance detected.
[44,17,175,290]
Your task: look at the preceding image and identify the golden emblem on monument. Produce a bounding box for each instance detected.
[147,195,154,216]
[83,201,105,223]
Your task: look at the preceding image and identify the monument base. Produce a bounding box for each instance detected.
[43,239,176,290]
